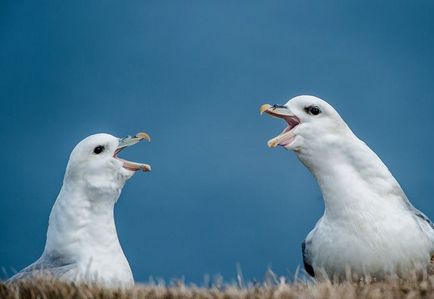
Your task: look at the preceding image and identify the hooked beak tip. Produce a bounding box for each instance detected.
[136,132,151,142]
[259,104,272,115]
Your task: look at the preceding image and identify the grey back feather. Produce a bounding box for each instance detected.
[7,251,76,283]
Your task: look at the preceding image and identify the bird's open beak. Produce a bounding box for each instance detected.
[260,104,300,148]
[114,132,151,172]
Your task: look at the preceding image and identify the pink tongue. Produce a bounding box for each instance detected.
[278,133,295,147]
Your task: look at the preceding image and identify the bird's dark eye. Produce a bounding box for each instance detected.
[305,105,321,116]
[93,145,104,154]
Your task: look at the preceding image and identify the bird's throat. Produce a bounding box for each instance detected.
[44,183,122,256]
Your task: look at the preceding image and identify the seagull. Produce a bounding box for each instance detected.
[8,133,151,287]
[260,95,434,279]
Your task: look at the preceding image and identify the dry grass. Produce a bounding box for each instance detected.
[3,275,434,299]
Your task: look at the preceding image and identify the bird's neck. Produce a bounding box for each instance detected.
[297,132,406,219]
[44,179,124,258]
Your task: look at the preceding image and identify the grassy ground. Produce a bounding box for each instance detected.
[2,275,434,299]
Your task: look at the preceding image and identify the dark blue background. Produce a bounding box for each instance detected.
[1,0,434,284]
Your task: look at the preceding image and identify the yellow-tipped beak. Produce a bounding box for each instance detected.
[259,104,300,149]
[259,104,273,115]
[118,132,151,149]
[136,132,151,142]
[115,132,152,172]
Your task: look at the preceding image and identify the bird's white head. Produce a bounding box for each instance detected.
[260,95,351,154]
[64,132,151,194]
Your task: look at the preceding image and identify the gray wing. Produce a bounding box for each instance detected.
[401,194,434,230]
[411,207,434,230]
[411,205,434,249]
[302,218,324,277]
[400,193,434,253]
[7,251,76,283]
[302,238,314,277]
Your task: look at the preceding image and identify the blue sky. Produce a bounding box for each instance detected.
[1,0,434,283]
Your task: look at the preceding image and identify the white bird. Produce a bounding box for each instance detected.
[260,96,434,280]
[8,133,151,287]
